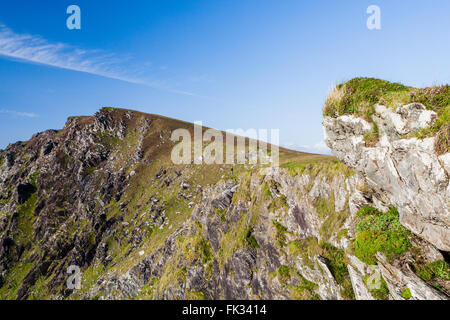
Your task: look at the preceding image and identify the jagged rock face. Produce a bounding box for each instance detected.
[0,104,371,300]
[0,107,448,300]
[89,168,364,300]
[0,110,133,299]
[2,108,364,300]
[323,103,450,251]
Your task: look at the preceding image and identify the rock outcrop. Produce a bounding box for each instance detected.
[323,103,450,251]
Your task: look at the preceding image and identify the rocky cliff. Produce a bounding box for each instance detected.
[0,79,449,300]
[322,78,449,299]
[0,108,362,300]
[323,104,450,251]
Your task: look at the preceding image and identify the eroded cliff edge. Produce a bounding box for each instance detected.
[323,106,450,251]
[0,81,449,300]
[323,78,450,251]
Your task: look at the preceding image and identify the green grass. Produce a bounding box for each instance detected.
[262,180,290,213]
[277,265,291,283]
[415,103,450,155]
[355,206,411,265]
[195,238,213,265]
[216,210,258,268]
[288,237,321,268]
[320,243,355,300]
[213,207,227,222]
[291,273,320,300]
[416,260,450,282]
[314,194,335,219]
[289,238,354,299]
[319,208,349,242]
[364,274,389,300]
[410,85,450,116]
[272,220,288,247]
[280,159,353,179]
[0,261,34,299]
[186,290,208,300]
[14,193,38,244]
[297,274,317,292]
[337,228,348,241]
[323,78,450,153]
[101,107,118,112]
[27,275,53,300]
[82,166,97,177]
[29,170,40,187]
[269,194,289,213]
[261,181,272,200]
[401,288,412,300]
[245,228,259,249]
[323,78,411,120]
[76,264,105,296]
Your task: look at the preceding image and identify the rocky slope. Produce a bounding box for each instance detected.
[0,86,449,300]
[322,78,450,299]
[324,105,450,251]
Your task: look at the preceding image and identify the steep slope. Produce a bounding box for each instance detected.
[0,103,448,300]
[0,107,345,299]
[323,78,450,299]
[323,78,450,251]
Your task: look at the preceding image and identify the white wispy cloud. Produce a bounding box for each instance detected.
[0,24,201,97]
[0,109,38,118]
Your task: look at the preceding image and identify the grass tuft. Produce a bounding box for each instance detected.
[323,78,410,120]
[364,275,390,300]
[355,206,410,265]
[416,260,450,281]
[401,288,412,300]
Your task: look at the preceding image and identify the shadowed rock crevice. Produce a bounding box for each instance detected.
[16,183,36,204]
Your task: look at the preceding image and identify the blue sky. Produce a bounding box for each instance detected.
[0,0,449,153]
